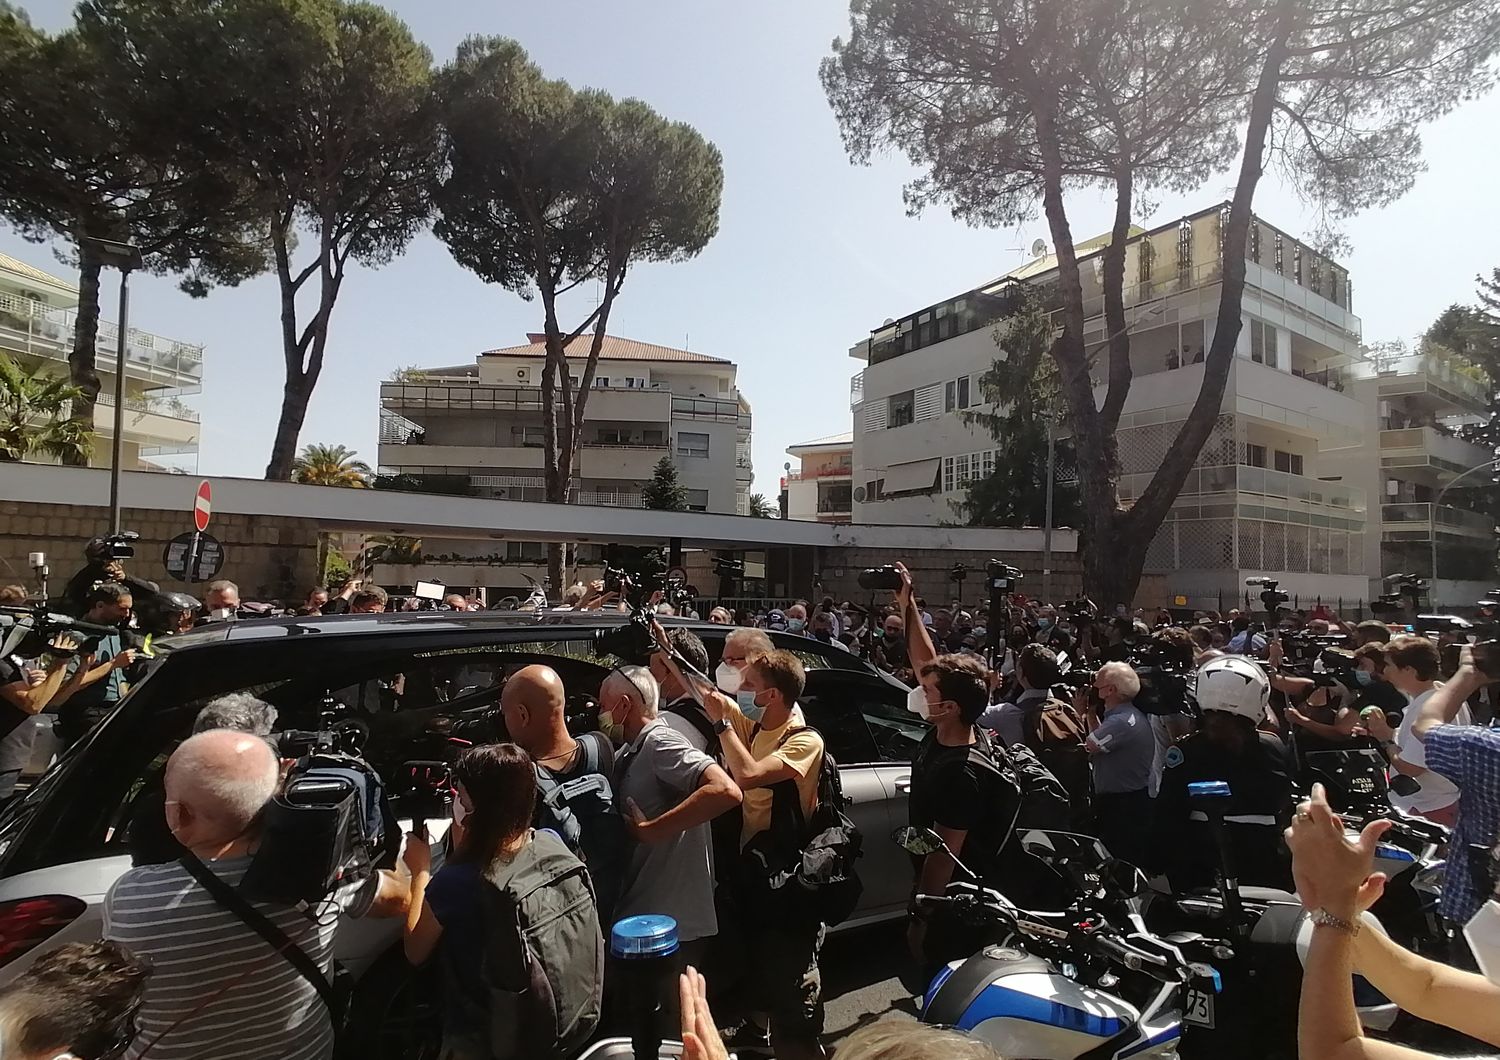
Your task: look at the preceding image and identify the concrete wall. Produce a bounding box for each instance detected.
[0,499,319,603]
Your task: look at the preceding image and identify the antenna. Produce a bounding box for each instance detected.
[1031,238,1048,257]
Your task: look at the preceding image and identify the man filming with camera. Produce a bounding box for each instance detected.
[1082,661,1156,867]
[103,729,424,1060]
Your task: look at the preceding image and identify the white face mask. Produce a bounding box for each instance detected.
[715,663,743,694]
[451,788,470,831]
[907,685,931,720]
[1465,899,1500,984]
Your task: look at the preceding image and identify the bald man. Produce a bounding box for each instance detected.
[502,664,625,921]
[104,730,424,1060]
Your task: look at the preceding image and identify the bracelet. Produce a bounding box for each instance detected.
[1311,908,1361,936]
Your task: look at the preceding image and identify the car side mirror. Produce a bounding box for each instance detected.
[892,826,945,856]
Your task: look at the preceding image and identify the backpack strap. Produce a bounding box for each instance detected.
[663,699,721,757]
[578,733,602,774]
[177,851,338,1019]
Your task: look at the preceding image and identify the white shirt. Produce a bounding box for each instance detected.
[1391,686,1469,815]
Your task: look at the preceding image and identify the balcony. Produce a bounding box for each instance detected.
[1119,463,1366,527]
[89,394,200,449]
[1371,351,1490,413]
[788,463,853,481]
[377,442,546,470]
[1241,260,1362,344]
[1379,426,1494,479]
[1382,502,1495,541]
[381,381,671,423]
[0,291,204,390]
[671,395,746,427]
[580,443,670,480]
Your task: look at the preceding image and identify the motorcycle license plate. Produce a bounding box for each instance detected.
[1182,988,1215,1028]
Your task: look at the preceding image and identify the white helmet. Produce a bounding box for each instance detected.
[1194,655,1270,723]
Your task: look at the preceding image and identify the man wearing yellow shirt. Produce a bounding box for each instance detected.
[701,649,828,1060]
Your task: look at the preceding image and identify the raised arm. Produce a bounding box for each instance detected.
[895,562,938,674]
[1414,647,1487,742]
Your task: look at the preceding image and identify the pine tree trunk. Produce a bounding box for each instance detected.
[266,373,314,481]
[65,242,103,466]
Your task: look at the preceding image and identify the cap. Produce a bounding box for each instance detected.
[610,914,680,960]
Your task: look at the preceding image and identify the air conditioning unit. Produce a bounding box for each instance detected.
[516,368,529,383]
[851,485,868,504]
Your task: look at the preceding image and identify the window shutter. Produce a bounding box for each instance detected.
[915,383,943,421]
[862,401,887,432]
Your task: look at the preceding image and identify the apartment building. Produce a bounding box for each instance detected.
[785,431,853,523]
[848,204,1378,609]
[0,252,202,470]
[375,333,753,591]
[1328,347,1496,607]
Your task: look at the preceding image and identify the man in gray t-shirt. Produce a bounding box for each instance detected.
[601,666,742,952]
[1083,661,1156,867]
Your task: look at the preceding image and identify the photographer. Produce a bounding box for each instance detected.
[103,730,423,1060]
[1082,661,1156,867]
[1361,636,1466,826]
[60,537,158,618]
[55,583,137,746]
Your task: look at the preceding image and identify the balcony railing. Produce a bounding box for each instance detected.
[1367,351,1491,408]
[788,464,853,481]
[671,396,746,426]
[0,291,204,384]
[1382,502,1495,534]
[1119,463,1366,521]
[1379,426,1493,474]
[67,393,200,423]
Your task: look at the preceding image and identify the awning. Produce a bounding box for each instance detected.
[882,457,940,495]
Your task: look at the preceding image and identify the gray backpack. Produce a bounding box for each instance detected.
[475,829,604,1060]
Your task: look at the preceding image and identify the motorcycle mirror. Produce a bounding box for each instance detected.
[1389,774,1421,797]
[1017,829,1057,858]
[892,826,946,856]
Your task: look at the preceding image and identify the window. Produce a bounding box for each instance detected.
[888,391,915,428]
[596,428,629,445]
[511,425,546,448]
[642,429,664,446]
[677,432,710,459]
[1274,450,1304,475]
[506,541,546,561]
[942,449,997,493]
[943,375,973,413]
[594,377,610,388]
[685,489,709,512]
[1139,238,1155,283]
[1246,444,1267,468]
[957,375,971,409]
[1250,320,1265,364]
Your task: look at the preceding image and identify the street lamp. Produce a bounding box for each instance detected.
[1429,454,1500,605]
[83,237,145,535]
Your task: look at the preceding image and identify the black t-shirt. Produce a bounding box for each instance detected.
[1150,729,1294,892]
[910,731,1015,882]
[0,656,28,742]
[538,731,616,785]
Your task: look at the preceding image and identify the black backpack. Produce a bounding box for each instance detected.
[967,728,1071,833]
[471,830,604,1060]
[1018,696,1093,826]
[533,733,627,924]
[739,726,864,927]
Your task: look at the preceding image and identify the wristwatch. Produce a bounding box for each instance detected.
[712,718,732,734]
[1310,908,1361,936]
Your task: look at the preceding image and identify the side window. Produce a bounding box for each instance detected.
[801,673,929,764]
[800,694,880,765]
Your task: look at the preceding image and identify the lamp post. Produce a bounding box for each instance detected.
[1043,418,1056,604]
[1429,454,1500,606]
[83,238,145,535]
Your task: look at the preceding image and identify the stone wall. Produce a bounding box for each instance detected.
[815,547,1086,612]
[0,500,320,604]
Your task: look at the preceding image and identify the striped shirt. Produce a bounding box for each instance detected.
[102,855,376,1060]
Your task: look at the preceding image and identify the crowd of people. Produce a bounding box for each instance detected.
[7,541,1500,1059]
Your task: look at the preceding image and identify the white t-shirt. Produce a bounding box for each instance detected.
[1391,687,1469,815]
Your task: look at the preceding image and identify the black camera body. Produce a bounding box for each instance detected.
[102,531,139,561]
[1245,576,1290,614]
[858,565,904,592]
[985,559,1022,595]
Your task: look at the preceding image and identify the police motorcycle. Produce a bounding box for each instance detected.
[899,825,1217,1059]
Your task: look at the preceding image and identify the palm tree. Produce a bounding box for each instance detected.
[0,354,91,463]
[292,443,371,487]
[749,492,777,518]
[363,534,423,564]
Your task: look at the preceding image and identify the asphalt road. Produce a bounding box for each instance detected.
[817,920,921,1049]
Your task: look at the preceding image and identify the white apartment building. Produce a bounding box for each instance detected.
[0,252,202,469]
[785,431,853,523]
[848,204,1392,610]
[375,333,754,591]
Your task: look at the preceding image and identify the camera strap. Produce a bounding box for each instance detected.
[177,851,339,1020]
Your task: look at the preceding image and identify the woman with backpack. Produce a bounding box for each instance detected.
[404,743,604,1060]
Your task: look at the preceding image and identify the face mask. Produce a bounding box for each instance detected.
[602,708,626,746]
[1351,669,1375,688]
[451,788,470,830]
[907,685,931,720]
[715,663,742,694]
[1038,617,1054,630]
[787,619,806,633]
[1465,899,1500,985]
[737,688,766,722]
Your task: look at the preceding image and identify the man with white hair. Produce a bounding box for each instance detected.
[1083,660,1156,867]
[602,664,742,966]
[103,729,424,1060]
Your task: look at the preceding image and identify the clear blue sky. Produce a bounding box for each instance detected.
[6,0,1499,491]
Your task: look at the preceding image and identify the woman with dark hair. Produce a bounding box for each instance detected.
[404,742,599,1060]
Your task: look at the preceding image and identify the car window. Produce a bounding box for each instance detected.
[800,671,929,765]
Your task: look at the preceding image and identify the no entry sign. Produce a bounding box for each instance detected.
[193,480,212,532]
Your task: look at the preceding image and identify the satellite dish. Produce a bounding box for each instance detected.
[1031,239,1048,257]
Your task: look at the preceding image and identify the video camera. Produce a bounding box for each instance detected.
[1372,572,1427,617]
[1063,598,1097,625]
[1057,639,1196,716]
[0,605,118,660]
[241,692,394,906]
[857,565,904,592]
[99,531,139,561]
[595,564,691,661]
[986,559,1022,595]
[1245,576,1290,615]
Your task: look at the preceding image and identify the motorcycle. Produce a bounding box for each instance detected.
[899,826,1218,1059]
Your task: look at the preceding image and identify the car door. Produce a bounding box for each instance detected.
[800,668,929,924]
